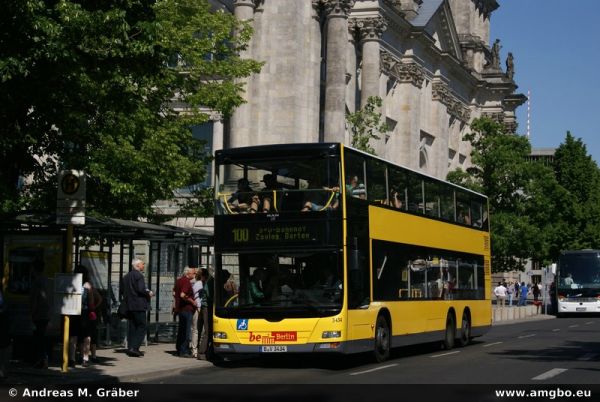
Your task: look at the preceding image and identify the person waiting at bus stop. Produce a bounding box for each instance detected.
[174,267,196,358]
[517,282,529,306]
[120,259,154,358]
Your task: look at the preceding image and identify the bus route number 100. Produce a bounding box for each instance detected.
[232,228,249,243]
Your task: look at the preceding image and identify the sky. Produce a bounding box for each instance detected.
[490,0,600,163]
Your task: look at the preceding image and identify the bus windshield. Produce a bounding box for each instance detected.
[558,252,600,295]
[216,251,343,318]
[215,154,341,215]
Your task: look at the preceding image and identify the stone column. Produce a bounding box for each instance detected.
[356,17,386,153]
[322,0,355,143]
[228,0,256,149]
[356,17,387,108]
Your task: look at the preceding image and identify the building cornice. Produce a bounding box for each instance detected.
[381,48,425,88]
[432,81,471,123]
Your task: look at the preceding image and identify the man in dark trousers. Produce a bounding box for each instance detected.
[174,267,196,358]
[121,258,154,357]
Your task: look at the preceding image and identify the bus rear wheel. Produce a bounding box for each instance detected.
[374,315,391,363]
[458,313,471,347]
[443,313,456,350]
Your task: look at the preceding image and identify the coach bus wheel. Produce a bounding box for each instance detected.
[374,315,391,363]
[458,313,471,347]
[443,313,456,350]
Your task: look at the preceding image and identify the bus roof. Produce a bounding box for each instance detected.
[215,142,487,199]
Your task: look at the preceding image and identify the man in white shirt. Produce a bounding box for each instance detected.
[494,282,508,307]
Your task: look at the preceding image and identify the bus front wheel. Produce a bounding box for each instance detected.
[443,313,456,350]
[373,315,391,363]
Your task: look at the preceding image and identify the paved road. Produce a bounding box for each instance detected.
[148,316,600,384]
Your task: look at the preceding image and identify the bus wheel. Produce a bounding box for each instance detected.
[443,313,456,350]
[458,313,471,347]
[374,315,391,363]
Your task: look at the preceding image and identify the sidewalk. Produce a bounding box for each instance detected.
[1,308,554,385]
[491,303,555,325]
[3,343,212,385]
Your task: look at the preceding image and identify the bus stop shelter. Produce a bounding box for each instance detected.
[1,212,213,349]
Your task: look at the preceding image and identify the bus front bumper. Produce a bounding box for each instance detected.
[214,341,349,355]
[558,301,600,313]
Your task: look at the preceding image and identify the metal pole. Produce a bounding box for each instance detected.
[155,242,162,342]
[106,237,113,346]
[62,224,74,372]
[147,241,153,345]
[119,238,125,346]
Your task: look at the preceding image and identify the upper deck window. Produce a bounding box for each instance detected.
[215,152,341,215]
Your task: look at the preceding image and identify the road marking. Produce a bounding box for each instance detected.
[569,324,579,328]
[518,334,536,339]
[552,329,560,332]
[532,368,568,381]
[430,351,460,358]
[349,364,398,376]
[577,353,597,361]
[585,321,594,325]
[482,342,503,348]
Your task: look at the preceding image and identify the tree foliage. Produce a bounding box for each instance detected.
[0,0,262,220]
[346,96,388,155]
[449,118,600,272]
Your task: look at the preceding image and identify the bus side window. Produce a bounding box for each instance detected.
[471,198,483,228]
[388,166,407,210]
[345,152,367,200]
[407,173,424,214]
[366,159,387,204]
[456,190,471,225]
[424,179,440,218]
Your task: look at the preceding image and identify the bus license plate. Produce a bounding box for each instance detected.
[576,307,587,312]
[261,346,287,353]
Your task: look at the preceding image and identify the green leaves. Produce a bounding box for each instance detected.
[0,0,261,220]
[451,118,600,271]
[346,96,388,155]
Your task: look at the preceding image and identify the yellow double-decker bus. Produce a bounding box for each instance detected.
[212,143,491,362]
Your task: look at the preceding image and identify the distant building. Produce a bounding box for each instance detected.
[527,147,556,167]
[195,0,526,182]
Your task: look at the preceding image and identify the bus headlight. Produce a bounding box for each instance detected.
[213,332,228,339]
[322,331,341,339]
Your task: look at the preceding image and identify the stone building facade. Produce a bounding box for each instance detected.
[208,0,526,180]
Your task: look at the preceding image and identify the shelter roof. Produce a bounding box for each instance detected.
[0,212,212,243]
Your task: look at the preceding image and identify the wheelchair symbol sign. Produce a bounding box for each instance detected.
[237,319,249,331]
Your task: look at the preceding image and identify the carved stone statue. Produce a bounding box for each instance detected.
[491,39,501,68]
[505,52,514,80]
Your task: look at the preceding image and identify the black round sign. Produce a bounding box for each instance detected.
[61,173,80,195]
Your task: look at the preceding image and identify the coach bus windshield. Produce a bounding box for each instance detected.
[558,252,600,296]
[215,154,341,215]
[215,251,343,318]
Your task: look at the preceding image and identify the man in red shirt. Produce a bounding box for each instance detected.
[174,267,196,357]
